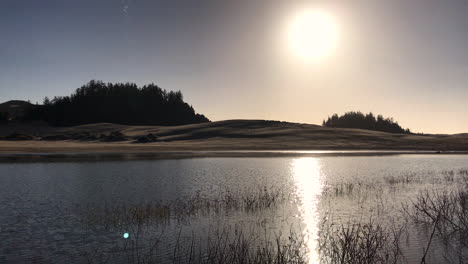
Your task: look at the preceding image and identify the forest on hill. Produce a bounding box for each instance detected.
[323,111,411,134]
[25,80,210,126]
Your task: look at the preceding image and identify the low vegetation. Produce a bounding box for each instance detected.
[319,217,404,264]
[80,222,307,264]
[77,187,303,264]
[78,186,289,228]
[70,171,468,263]
[405,189,468,263]
[1,132,36,140]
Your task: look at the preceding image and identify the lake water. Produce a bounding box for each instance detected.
[0,154,467,263]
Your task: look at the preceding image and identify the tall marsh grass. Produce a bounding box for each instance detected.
[77,169,468,263]
[318,216,404,264]
[80,223,307,264]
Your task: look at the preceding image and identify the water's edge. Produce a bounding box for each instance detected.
[0,150,466,163]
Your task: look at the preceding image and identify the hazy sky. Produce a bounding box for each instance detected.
[1,0,468,133]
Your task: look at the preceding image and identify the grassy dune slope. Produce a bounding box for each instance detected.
[0,120,467,153]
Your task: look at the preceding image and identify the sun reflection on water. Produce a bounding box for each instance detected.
[291,158,324,263]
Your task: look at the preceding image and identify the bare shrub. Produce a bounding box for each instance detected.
[318,216,404,264]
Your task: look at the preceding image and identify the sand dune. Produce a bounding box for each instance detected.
[0,120,467,154]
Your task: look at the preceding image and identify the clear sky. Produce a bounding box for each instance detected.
[1,0,468,134]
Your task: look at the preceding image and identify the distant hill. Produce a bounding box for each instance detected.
[323,111,411,134]
[1,120,468,152]
[0,100,36,121]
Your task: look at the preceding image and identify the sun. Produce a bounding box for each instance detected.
[287,9,338,62]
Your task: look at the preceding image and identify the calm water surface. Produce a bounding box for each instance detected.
[0,154,467,263]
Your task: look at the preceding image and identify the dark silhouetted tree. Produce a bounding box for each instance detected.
[322,111,411,134]
[30,80,210,126]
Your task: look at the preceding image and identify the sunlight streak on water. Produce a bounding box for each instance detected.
[291,158,324,264]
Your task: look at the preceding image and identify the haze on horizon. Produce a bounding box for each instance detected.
[1,0,468,134]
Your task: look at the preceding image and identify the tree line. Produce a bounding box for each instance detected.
[25,80,210,126]
[322,111,411,134]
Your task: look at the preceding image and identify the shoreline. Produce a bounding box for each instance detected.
[1,149,467,163]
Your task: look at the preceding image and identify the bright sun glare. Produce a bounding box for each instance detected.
[288,9,338,62]
[292,158,323,263]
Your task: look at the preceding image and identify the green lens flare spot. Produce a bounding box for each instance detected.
[123,232,129,239]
